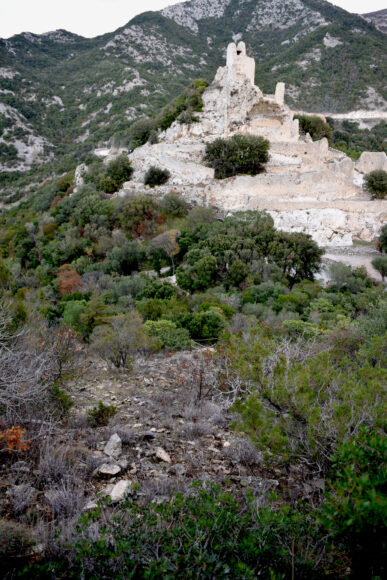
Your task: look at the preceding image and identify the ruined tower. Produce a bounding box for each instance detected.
[226,41,255,85]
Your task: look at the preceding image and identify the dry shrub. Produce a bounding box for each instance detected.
[225,439,263,467]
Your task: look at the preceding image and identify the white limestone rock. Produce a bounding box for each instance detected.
[104,434,122,459]
[108,480,132,503]
[97,463,122,478]
[355,151,387,174]
[155,447,172,463]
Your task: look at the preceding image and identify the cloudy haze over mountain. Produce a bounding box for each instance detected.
[1,0,387,38]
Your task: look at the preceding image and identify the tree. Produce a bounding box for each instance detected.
[57,264,82,296]
[364,169,387,199]
[204,134,270,179]
[372,255,387,282]
[90,311,151,368]
[150,230,180,274]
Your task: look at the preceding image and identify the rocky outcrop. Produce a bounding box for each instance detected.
[120,42,386,247]
[355,151,387,174]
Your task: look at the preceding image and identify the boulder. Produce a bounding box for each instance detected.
[109,480,132,503]
[155,447,172,463]
[97,463,121,478]
[104,434,122,459]
[356,151,387,174]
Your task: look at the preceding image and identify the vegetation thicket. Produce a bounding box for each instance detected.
[295,114,333,143]
[364,169,387,199]
[0,139,386,577]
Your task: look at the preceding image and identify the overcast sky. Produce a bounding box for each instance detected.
[1,0,386,39]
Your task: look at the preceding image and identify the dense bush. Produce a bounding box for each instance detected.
[229,324,385,466]
[364,169,387,199]
[144,319,191,350]
[118,195,162,235]
[295,114,333,144]
[27,483,329,579]
[105,154,133,191]
[378,223,387,253]
[178,309,226,341]
[372,255,387,281]
[127,117,156,149]
[320,428,387,579]
[144,166,171,188]
[160,192,189,216]
[204,134,270,179]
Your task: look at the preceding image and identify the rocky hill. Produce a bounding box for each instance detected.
[0,0,386,177]
[363,8,387,33]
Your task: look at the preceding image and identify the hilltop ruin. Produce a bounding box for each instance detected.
[120,42,386,246]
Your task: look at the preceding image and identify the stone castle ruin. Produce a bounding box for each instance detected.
[119,42,386,246]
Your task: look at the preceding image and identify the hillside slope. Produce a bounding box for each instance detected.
[0,0,386,177]
[363,8,387,33]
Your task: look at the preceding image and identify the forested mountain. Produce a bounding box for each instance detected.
[0,0,386,176]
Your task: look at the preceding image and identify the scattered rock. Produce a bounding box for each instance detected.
[84,500,99,511]
[96,463,121,478]
[104,434,122,459]
[109,480,132,503]
[155,447,171,463]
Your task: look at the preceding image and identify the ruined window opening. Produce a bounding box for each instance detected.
[237,50,242,55]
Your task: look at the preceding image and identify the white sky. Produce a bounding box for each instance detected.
[1,0,386,39]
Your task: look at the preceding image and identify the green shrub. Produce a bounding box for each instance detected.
[364,169,387,199]
[204,134,270,179]
[295,114,333,143]
[329,262,371,293]
[144,166,170,188]
[118,195,161,235]
[87,401,117,426]
[379,224,387,252]
[372,255,387,281]
[229,326,386,465]
[320,428,387,578]
[105,154,133,191]
[128,117,156,148]
[144,319,191,350]
[160,192,189,216]
[178,309,226,341]
[157,79,208,132]
[90,311,149,367]
[56,173,74,194]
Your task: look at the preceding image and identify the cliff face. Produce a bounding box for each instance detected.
[0,0,386,177]
[119,43,386,247]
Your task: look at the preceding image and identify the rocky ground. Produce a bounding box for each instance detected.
[0,347,326,541]
[65,350,282,507]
